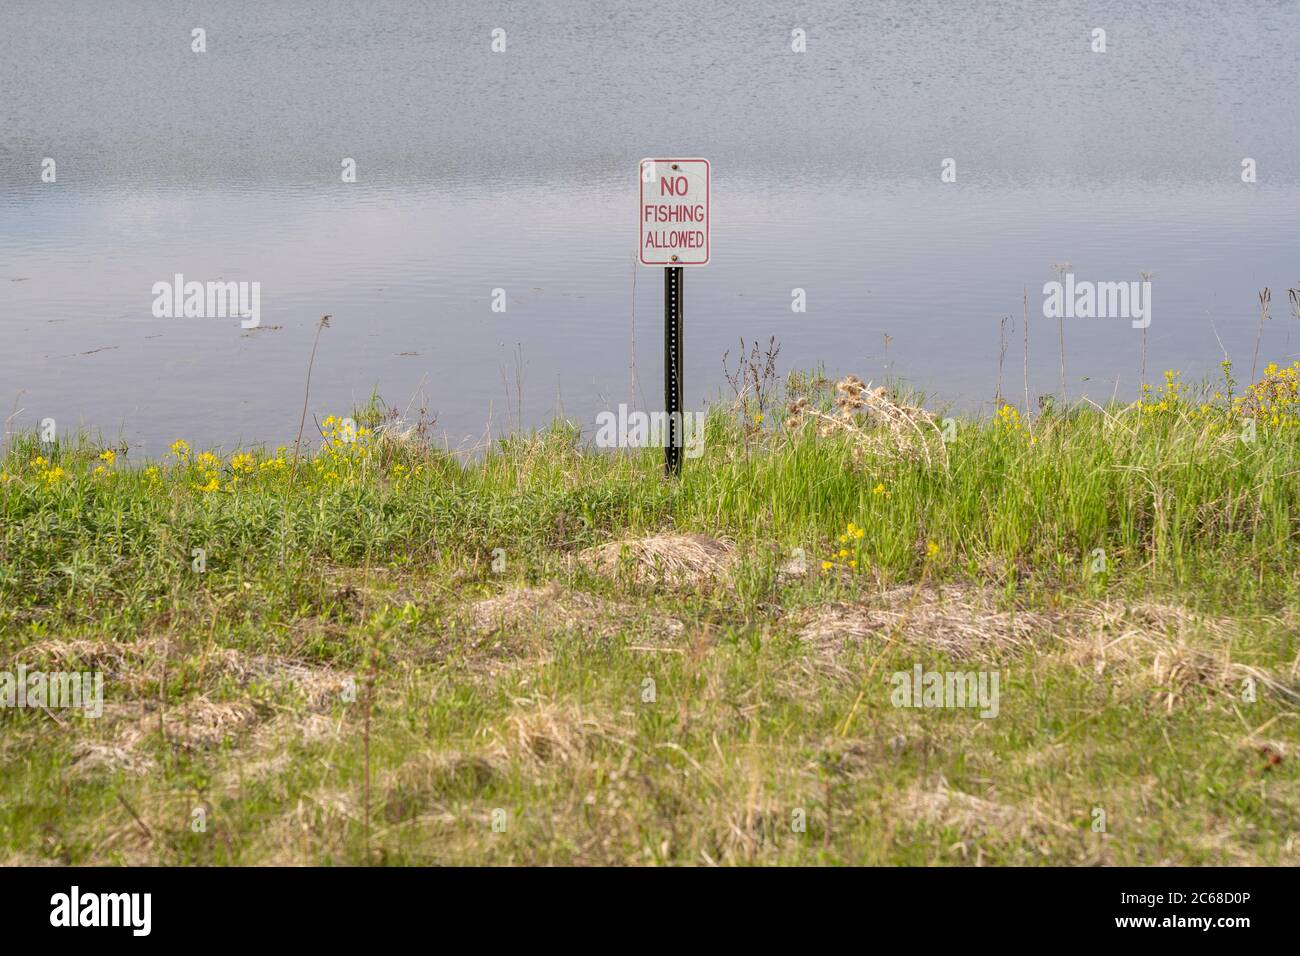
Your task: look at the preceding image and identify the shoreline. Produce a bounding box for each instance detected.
[2,364,1298,864]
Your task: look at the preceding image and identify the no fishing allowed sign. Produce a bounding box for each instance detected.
[639,158,710,266]
[638,158,709,477]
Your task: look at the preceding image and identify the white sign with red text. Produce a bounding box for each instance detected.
[639,158,710,266]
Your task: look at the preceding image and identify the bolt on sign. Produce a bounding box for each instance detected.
[639,158,710,266]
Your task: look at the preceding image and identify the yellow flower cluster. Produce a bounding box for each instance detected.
[11,427,381,496]
[320,416,371,449]
[822,521,864,572]
[995,402,1029,437]
[259,449,288,473]
[1141,370,1187,414]
[159,440,296,493]
[313,416,375,485]
[164,447,225,492]
[389,461,426,487]
[26,455,69,488]
[37,465,67,486]
[1234,361,1300,429]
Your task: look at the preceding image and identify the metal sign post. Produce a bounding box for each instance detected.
[664,265,684,475]
[639,158,710,477]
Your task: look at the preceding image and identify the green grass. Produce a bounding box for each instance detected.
[1,370,1298,865]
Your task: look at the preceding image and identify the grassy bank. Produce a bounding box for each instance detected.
[2,365,1298,864]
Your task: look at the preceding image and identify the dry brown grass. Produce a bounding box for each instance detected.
[490,699,619,770]
[461,584,684,649]
[69,741,157,777]
[14,637,171,697]
[797,584,1049,661]
[1065,602,1300,710]
[575,533,735,587]
[10,562,1295,866]
[46,642,352,780]
[467,585,614,636]
[899,777,1073,843]
[794,586,1299,712]
[785,374,947,467]
[68,698,260,777]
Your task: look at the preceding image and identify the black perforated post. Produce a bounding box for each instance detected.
[664,266,684,476]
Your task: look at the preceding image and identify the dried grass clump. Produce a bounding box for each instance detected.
[575,534,735,587]
[17,638,350,711]
[490,700,615,770]
[465,584,683,642]
[785,375,946,467]
[70,742,156,777]
[799,585,1048,661]
[70,697,265,780]
[901,777,1069,841]
[797,589,1297,710]
[374,420,429,453]
[1065,603,1299,711]
[103,698,261,752]
[213,712,346,793]
[14,637,167,679]
[232,654,353,711]
[469,584,606,634]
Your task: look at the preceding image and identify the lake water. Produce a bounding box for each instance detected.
[3,0,1298,455]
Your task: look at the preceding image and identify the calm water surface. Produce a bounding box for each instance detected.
[2,0,1298,454]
